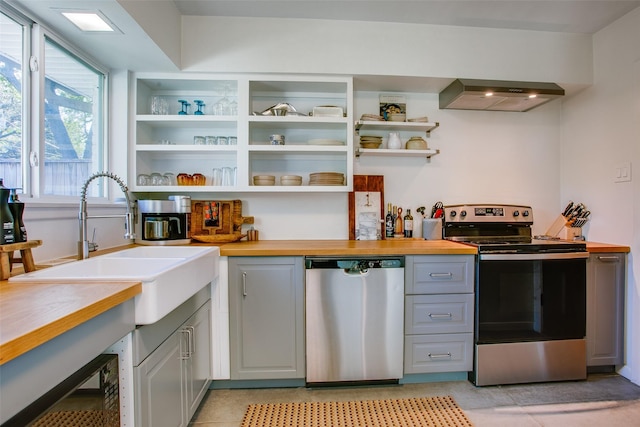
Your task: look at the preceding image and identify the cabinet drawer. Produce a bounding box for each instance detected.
[405,255,474,294]
[405,294,474,335]
[404,333,473,374]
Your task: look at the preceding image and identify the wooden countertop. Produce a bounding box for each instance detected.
[218,239,630,256]
[219,239,478,256]
[585,241,631,253]
[0,280,141,365]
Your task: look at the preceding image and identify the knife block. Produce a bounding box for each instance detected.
[544,214,568,238]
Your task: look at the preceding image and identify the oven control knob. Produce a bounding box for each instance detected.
[522,210,530,217]
[460,210,467,218]
[513,210,520,217]
[450,211,457,218]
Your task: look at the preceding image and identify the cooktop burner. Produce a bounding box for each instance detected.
[442,204,587,254]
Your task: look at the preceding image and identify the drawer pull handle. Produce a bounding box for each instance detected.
[597,256,620,262]
[429,272,453,279]
[428,313,452,319]
[428,352,452,359]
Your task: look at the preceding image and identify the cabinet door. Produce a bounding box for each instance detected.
[135,332,185,427]
[587,253,625,366]
[229,257,304,379]
[183,302,212,420]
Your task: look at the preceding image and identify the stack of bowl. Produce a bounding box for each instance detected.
[359,135,383,149]
[280,175,303,186]
[253,175,275,186]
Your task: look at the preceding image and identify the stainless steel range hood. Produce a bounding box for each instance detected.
[439,79,565,112]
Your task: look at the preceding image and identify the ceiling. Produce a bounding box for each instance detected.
[173,0,640,34]
[6,0,640,75]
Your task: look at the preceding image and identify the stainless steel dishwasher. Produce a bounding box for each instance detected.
[305,256,404,385]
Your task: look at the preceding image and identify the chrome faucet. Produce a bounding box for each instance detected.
[78,171,135,259]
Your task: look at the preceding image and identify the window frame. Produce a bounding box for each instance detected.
[1,4,111,204]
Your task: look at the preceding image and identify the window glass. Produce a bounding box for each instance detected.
[0,11,23,190]
[44,38,105,196]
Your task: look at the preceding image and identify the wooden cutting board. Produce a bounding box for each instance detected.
[190,200,254,243]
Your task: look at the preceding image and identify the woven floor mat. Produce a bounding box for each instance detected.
[241,395,474,427]
[32,410,118,427]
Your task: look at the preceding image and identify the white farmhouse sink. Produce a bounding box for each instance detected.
[10,246,220,325]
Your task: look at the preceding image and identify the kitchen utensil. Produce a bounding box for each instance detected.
[431,201,444,218]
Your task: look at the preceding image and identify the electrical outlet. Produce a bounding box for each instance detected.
[614,162,632,183]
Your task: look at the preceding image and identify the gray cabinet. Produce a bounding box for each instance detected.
[229,257,304,379]
[404,255,474,374]
[587,253,626,367]
[134,289,212,427]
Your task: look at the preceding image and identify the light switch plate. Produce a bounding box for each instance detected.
[614,162,632,183]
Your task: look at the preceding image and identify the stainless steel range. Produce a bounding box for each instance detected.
[442,204,589,386]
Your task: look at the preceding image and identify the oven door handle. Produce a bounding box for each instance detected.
[479,252,589,261]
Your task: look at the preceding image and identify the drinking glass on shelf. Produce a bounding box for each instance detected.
[178,100,190,115]
[194,100,205,115]
[163,173,176,186]
[193,136,206,145]
[206,136,217,145]
[216,136,228,145]
[211,168,222,186]
[228,136,237,145]
[213,84,232,115]
[150,96,169,115]
[150,172,163,186]
[137,174,150,186]
[222,167,236,186]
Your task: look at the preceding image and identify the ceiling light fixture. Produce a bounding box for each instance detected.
[60,10,119,32]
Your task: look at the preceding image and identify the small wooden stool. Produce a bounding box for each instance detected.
[0,240,42,280]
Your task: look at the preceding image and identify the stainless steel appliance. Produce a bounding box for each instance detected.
[305,257,404,385]
[442,204,589,386]
[136,196,191,245]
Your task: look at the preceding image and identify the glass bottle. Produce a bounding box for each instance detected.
[395,207,404,236]
[385,203,394,238]
[404,209,414,238]
[0,179,15,245]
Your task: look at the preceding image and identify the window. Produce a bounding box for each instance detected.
[0,6,107,198]
[0,11,23,190]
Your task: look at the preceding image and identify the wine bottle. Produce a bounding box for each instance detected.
[385,203,394,238]
[404,209,414,238]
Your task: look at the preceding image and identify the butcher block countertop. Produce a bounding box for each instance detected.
[218,239,478,257]
[217,239,630,256]
[0,280,141,365]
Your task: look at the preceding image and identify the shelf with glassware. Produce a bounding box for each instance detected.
[132,74,353,192]
[354,120,440,159]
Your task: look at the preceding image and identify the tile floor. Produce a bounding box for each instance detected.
[190,373,640,426]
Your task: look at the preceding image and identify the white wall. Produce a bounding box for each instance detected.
[562,7,640,385]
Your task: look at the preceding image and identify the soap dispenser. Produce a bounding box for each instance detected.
[0,178,15,245]
[8,188,27,243]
